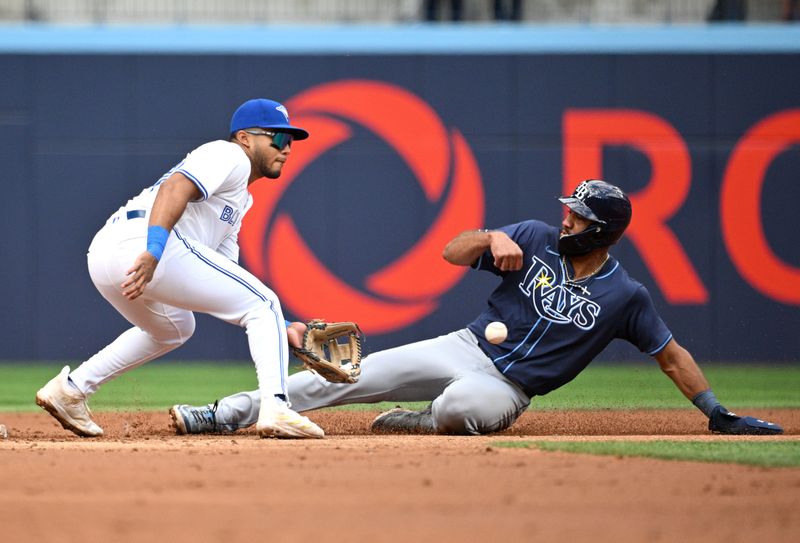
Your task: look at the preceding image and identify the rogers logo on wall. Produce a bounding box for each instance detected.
[239,80,485,334]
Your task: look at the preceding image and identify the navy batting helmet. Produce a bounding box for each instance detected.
[557,179,632,256]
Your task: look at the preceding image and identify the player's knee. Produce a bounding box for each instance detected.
[432,395,481,435]
[240,301,278,329]
[149,315,195,347]
[433,386,522,435]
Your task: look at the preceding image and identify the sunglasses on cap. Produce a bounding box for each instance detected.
[243,129,294,151]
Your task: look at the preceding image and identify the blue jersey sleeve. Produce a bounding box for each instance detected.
[620,285,673,355]
[472,221,543,275]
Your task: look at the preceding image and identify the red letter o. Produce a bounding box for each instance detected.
[721,109,800,304]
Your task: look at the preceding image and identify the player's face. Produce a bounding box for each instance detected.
[560,209,593,237]
[251,131,292,179]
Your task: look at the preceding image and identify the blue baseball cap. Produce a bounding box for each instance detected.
[229,98,309,140]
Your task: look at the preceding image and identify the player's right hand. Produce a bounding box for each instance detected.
[122,251,159,300]
[489,231,524,272]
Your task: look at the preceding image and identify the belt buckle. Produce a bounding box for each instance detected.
[126,210,146,220]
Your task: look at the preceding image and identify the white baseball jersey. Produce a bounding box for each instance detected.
[122,140,253,259]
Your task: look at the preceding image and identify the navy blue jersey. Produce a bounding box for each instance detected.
[466,220,672,398]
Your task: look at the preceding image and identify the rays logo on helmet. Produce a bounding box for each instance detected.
[574,180,591,200]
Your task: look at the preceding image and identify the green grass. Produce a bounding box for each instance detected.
[491,440,800,468]
[0,361,260,412]
[532,364,800,409]
[1,361,798,413]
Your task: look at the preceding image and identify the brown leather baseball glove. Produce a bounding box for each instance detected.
[292,320,363,384]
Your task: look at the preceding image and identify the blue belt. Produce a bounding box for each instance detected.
[126,210,146,220]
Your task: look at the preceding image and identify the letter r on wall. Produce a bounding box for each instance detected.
[563,109,708,304]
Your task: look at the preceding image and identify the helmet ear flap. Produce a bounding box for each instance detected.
[558,222,606,256]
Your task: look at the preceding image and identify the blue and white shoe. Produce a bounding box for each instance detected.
[170,401,231,434]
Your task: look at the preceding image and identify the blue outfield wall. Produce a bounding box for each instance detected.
[0,25,798,363]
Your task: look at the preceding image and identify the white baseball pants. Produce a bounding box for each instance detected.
[69,210,289,398]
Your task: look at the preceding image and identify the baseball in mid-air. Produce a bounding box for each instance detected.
[484,321,508,344]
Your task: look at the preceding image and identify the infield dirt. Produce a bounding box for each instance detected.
[2,408,798,543]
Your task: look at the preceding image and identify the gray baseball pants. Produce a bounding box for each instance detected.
[213,328,531,435]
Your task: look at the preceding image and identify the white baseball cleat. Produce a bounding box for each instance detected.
[35,366,103,437]
[256,396,324,439]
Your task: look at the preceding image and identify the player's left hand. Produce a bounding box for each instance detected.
[286,321,308,349]
[708,405,783,435]
[122,251,159,300]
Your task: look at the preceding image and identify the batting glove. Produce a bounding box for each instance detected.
[708,405,784,435]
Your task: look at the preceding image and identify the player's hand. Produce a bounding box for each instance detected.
[489,231,524,272]
[286,321,308,349]
[122,251,159,301]
[708,405,783,435]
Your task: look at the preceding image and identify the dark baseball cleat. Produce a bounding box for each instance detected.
[170,401,232,435]
[371,404,436,434]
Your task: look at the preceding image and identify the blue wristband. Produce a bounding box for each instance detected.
[146,225,170,261]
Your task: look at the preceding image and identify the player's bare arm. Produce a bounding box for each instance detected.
[122,173,202,300]
[653,339,711,400]
[655,337,782,434]
[442,229,523,271]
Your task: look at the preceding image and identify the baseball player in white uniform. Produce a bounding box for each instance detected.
[36,98,323,439]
